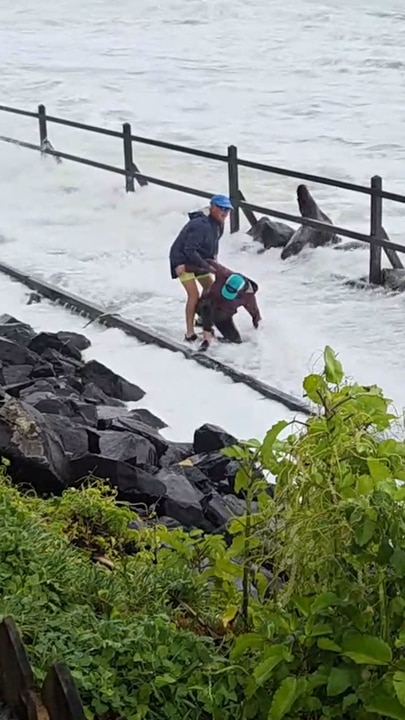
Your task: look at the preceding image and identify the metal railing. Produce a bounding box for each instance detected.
[0,102,404,284]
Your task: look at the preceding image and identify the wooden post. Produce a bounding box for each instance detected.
[369,175,383,285]
[227,145,240,233]
[123,123,135,192]
[38,104,47,147]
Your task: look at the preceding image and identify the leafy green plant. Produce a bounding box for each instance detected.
[3,346,405,719]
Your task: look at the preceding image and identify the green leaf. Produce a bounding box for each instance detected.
[354,517,376,547]
[394,671,405,708]
[261,421,289,464]
[366,689,405,720]
[367,458,391,481]
[327,667,353,697]
[303,374,328,404]
[323,346,344,385]
[311,591,340,613]
[356,474,375,496]
[154,674,177,687]
[230,633,264,660]
[234,467,250,494]
[317,638,342,653]
[342,634,392,665]
[391,549,405,577]
[342,693,358,712]
[253,647,290,687]
[268,677,297,720]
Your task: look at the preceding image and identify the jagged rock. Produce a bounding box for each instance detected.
[160,442,194,468]
[0,315,36,347]
[0,337,40,367]
[2,364,32,386]
[96,405,131,424]
[53,331,91,352]
[193,423,237,454]
[28,332,83,362]
[88,429,158,467]
[41,348,83,377]
[128,408,168,430]
[79,360,145,402]
[82,382,125,408]
[3,381,35,398]
[154,516,182,529]
[69,453,165,504]
[30,360,56,379]
[20,390,98,427]
[0,398,69,492]
[381,268,405,292]
[179,451,231,486]
[154,467,206,528]
[247,217,294,250]
[20,378,77,399]
[202,491,247,529]
[43,414,89,457]
[104,417,169,458]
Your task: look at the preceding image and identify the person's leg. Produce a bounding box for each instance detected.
[198,296,215,351]
[176,269,200,339]
[214,314,242,343]
[195,274,213,326]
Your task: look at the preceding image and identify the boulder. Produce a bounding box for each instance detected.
[0,337,40,367]
[193,423,237,454]
[2,364,32,386]
[247,217,294,250]
[153,467,206,529]
[82,382,125,408]
[42,414,89,458]
[41,348,83,377]
[178,451,231,487]
[160,442,194,468]
[0,398,69,492]
[30,360,56,379]
[0,315,36,347]
[104,416,169,458]
[79,360,145,402]
[88,429,158,467]
[128,408,168,430]
[69,453,165,504]
[28,332,83,362]
[52,331,91,353]
[20,390,98,427]
[202,492,246,529]
[3,381,35,399]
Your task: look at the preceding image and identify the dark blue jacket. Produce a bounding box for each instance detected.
[169,211,224,278]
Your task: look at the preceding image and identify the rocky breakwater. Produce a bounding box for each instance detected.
[0,314,265,533]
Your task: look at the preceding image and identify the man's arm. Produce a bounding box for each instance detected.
[243,293,262,327]
[183,223,213,272]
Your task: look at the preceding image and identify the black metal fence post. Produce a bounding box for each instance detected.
[369,175,383,285]
[123,123,135,192]
[38,104,47,148]
[227,145,240,233]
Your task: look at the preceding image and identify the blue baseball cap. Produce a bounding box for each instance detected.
[221,273,246,301]
[210,194,233,210]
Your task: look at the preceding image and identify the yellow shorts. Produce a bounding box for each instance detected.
[178,272,211,283]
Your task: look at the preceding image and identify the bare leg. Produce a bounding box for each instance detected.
[182,279,200,337]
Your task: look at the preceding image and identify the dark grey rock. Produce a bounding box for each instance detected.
[193,423,237,454]
[159,442,194,468]
[30,360,56,379]
[41,348,83,377]
[53,330,91,352]
[69,453,165,504]
[128,408,168,430]
[203,491,247,529]
[0,337,40,367]
[89,429,158,467]
[79,359,145,402]
[105,416,169,459]
[43,414,89,458]
[0,314,36,347]
[82,382,125,407]
[2,364,32,386]
[247,217,294,250]
[0,398,69,493]
[28,331,85,362]
[154,467,206,529]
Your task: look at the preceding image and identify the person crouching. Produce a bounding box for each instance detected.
[192,260,261,352]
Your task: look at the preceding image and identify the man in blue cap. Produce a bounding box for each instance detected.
[169,194,233,341]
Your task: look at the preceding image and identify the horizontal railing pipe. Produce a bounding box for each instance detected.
[0,104,39,119]
[129,132,228,162]
[239,199,405,254]
[44,113,123,139]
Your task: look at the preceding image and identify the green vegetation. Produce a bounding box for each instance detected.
[2,346,405,719]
